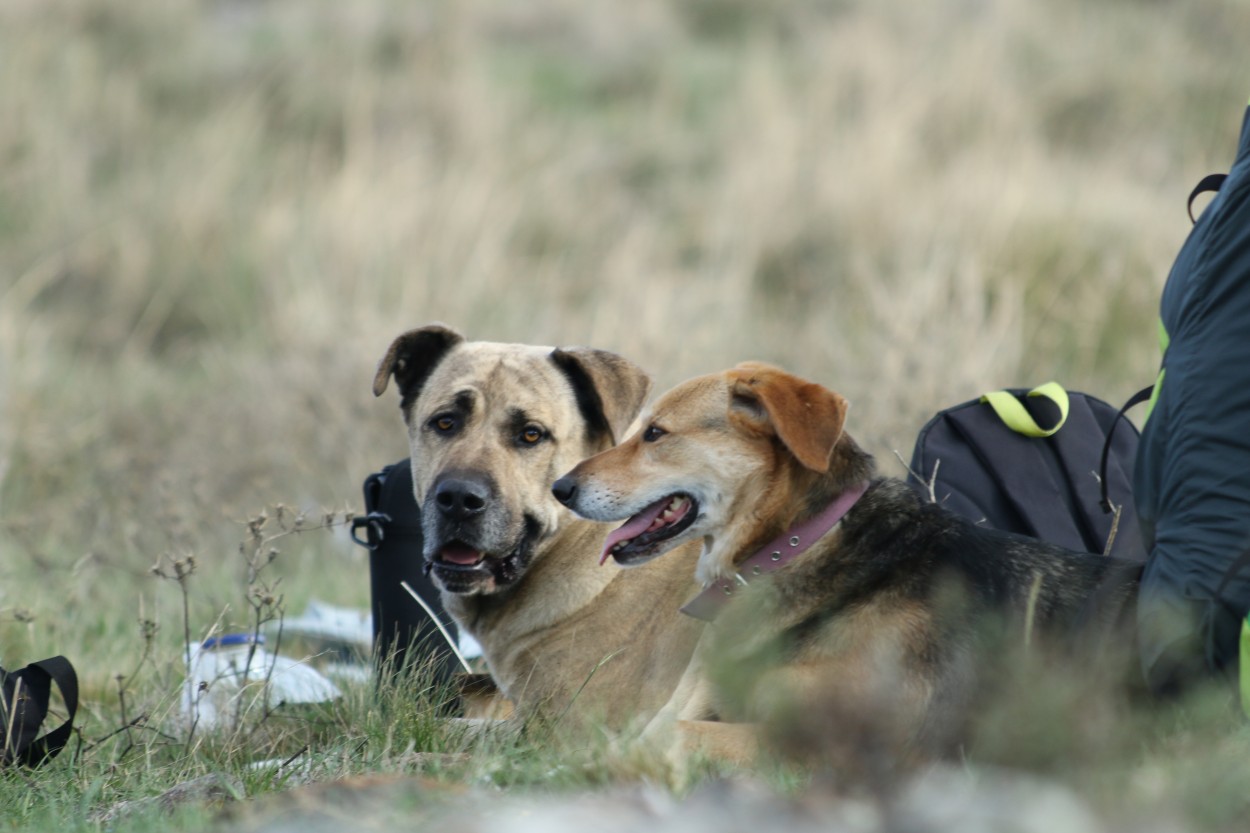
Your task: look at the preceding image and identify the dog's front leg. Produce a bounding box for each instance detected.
[639,642,717,740]
[636,645,760,775]
[671,720,759,767]
[441,716,522,742]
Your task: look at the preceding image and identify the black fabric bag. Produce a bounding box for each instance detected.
[350,458,463,689]
[1,655,78,768]
[907,383,1144,562]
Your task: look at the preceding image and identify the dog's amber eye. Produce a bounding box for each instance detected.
[519,424,545,445]
[642,424,666,442]
[430,414,458,434]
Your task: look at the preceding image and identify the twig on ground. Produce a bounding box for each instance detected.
[401,580,473,674]
[1102,502,1122,556]
[1023,571,1044,650]
[115,674,136,757]
[280,744,309,769]
[892,450,940,504]
[152,552,199,750]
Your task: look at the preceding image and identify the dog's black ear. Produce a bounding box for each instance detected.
[373,324,465,408]
[550,347,651,445]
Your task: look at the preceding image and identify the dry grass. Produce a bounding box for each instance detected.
[2,0,1249,828]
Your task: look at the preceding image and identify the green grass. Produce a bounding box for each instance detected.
[3,0,1250,828]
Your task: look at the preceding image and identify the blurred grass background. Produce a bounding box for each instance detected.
[1,0,1248,823]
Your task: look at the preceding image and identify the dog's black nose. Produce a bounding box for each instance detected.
[551,476,577,506]
[435,476,490,520]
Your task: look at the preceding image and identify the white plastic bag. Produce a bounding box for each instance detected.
[182,634,340,730]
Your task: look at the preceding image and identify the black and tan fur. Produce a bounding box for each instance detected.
[555,362,1138,762]
[373,324,704,729]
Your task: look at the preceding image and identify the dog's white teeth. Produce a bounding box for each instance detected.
[660,496,684,521]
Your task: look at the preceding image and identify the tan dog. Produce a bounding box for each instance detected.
[373,324,704,730]
[554,362,1137,763]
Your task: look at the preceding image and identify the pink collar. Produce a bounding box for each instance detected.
[679,481,870,622]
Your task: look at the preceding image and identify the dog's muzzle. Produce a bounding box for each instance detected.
[424,490,542,596]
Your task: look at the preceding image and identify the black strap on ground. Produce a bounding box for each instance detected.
[24,656,78,766]
[1188,173,1228,224]
[1,655,78,767]
[1100,385,1154,513]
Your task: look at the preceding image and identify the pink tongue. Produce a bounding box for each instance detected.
[440,544,484,566]
[600,497,671,565]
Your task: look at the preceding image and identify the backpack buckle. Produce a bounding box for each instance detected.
[350,512,392,550]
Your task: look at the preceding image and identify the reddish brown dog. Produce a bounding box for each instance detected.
[554,362,1136,764]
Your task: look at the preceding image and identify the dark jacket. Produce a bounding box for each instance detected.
[1135,102,1250,694]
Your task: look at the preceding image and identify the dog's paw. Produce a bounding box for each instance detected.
[590,718,693,786]
[439,716,521,743]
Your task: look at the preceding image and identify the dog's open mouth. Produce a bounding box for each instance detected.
[427,516,543,595]
[601,493,698,566]
[435,543,485,568]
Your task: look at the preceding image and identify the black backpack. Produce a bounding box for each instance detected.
[1,655,79,768]
[350,458,464,691]
[907,382,1144,562]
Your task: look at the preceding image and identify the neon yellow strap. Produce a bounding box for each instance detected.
[1242,617,1250,718]
[981,382,1070,438]
[1142,316,1169,426]
[1144,368,1165,425]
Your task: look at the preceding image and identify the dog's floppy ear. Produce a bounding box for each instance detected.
[727,362,848,473]
[550,347,651,445]
[373,324,465,404]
